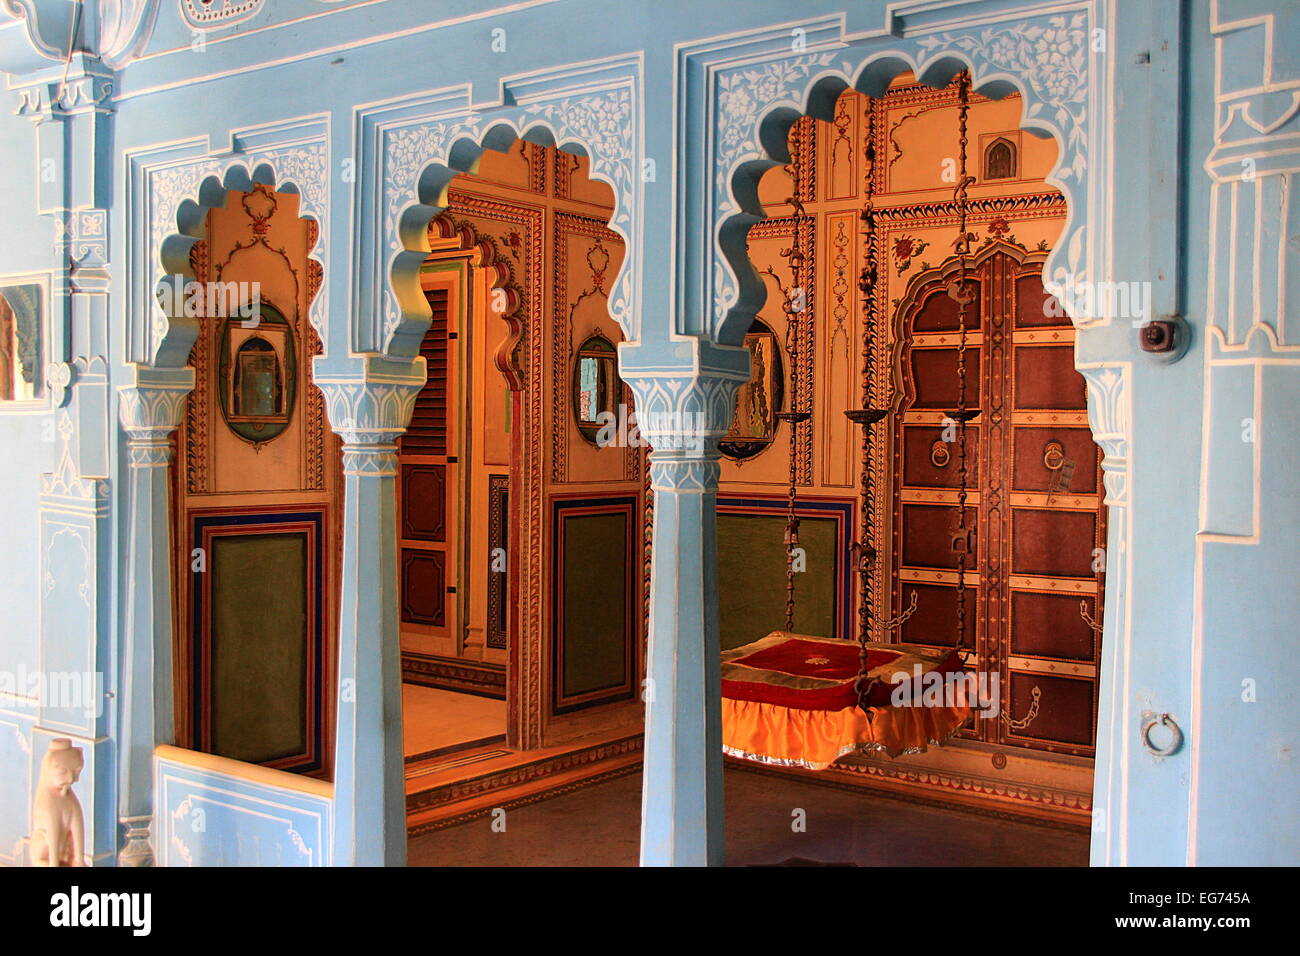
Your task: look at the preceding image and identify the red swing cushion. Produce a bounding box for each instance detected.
[720,631,964,711]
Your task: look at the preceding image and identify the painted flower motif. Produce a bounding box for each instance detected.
[893,235,930,273]
[987,217,1011,237]
[504,230,523,260]
[988,35,1023,68]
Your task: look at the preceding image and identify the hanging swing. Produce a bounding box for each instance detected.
[721,77,979,770]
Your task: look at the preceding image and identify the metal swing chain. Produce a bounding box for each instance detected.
[852,103,920,652]
[952,71,975,659]
[784,406,801,630]
[849,97,892,713]
[782,125,809,632]
[856,100,878,650]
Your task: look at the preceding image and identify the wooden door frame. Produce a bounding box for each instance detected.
[888,242,1106,756]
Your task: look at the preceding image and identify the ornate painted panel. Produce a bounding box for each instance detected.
[716,496,852,650]
[551,496,638,713]
[189,509,327,773]
[154,746,332,868]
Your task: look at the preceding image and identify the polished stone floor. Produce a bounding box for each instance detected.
[408,767,1089,866]
[402,684,506,760]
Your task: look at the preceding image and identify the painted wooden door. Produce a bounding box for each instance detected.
[397,277,462,657]
[893,248,1106,756]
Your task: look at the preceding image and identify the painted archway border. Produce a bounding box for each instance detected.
[685,4,1131,837]
[365,54,642,748]
[126,115,330,368]
[363,52,643,358]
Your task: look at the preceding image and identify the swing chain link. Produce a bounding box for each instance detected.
[856,97,878,647]
[783,121,809,632]
[953,70,974,660]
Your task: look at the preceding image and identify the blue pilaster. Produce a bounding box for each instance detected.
[315,353,425,867]
[623,341,748,866]
[115,363,194,865]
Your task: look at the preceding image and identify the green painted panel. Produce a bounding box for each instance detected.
[561,512,629,700]
[210,533,308,763]
[717,513,838,650]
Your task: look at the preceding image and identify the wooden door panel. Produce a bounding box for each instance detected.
[398,281,460,655]
[1013,273,1066,328]
[1010,508,1098,578]
[900,503,978,569]
[898,582,978,649]
[1005,671,1096,749]
[400,550,447,627]
[1014,345,1087,409]
[1009,590,1100,662]
[400,463,447,541]
[909,347,983,409]
[902,423,981,488]
[913,283,982,332]
[894,252,1106,757]
[1012,426,1100,494]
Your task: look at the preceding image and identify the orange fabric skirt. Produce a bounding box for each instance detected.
[721,697,972,770]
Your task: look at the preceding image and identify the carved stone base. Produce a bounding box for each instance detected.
[117,816,153,867]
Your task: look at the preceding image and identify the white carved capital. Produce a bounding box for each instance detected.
[620,340,750,458]
[313,354,426,468]
[1079,364,1129,506]
[117,363,195,467]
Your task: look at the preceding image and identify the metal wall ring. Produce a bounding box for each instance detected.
[1140,712,1183,757]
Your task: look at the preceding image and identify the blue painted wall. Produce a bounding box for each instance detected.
[0,0,1294,866]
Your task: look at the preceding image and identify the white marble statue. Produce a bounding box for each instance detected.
[30,738,86,867]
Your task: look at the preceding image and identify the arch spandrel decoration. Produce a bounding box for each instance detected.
[132,124,328,369]
[369,60,641,359]
[706,18,1097,346]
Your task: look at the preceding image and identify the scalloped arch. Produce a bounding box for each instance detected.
[153,162,325,369]
[712,37,1088,347]
[385,116,633,359]
[427,213,526,390]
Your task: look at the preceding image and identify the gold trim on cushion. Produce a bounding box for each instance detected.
[721,696,972,770]
[721,630,962,693]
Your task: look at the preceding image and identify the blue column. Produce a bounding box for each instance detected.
[116,364,195,866]
[623,345,748,867]
[315,355,425,867]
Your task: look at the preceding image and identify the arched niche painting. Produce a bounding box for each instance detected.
[572,334,620,445]
[985,137,1018,180]
[217,302,296,445]
[719,319,784,461]
[0,284,43,402]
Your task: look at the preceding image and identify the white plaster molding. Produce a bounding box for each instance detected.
[129,117,330,366]
[41,411,109,502]
[367,55,642,356]
[117,362,195,464]
[1077,363,1130,506]
[179,0,264,32]
[313,355,426,470]
[687,8,1104,344]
